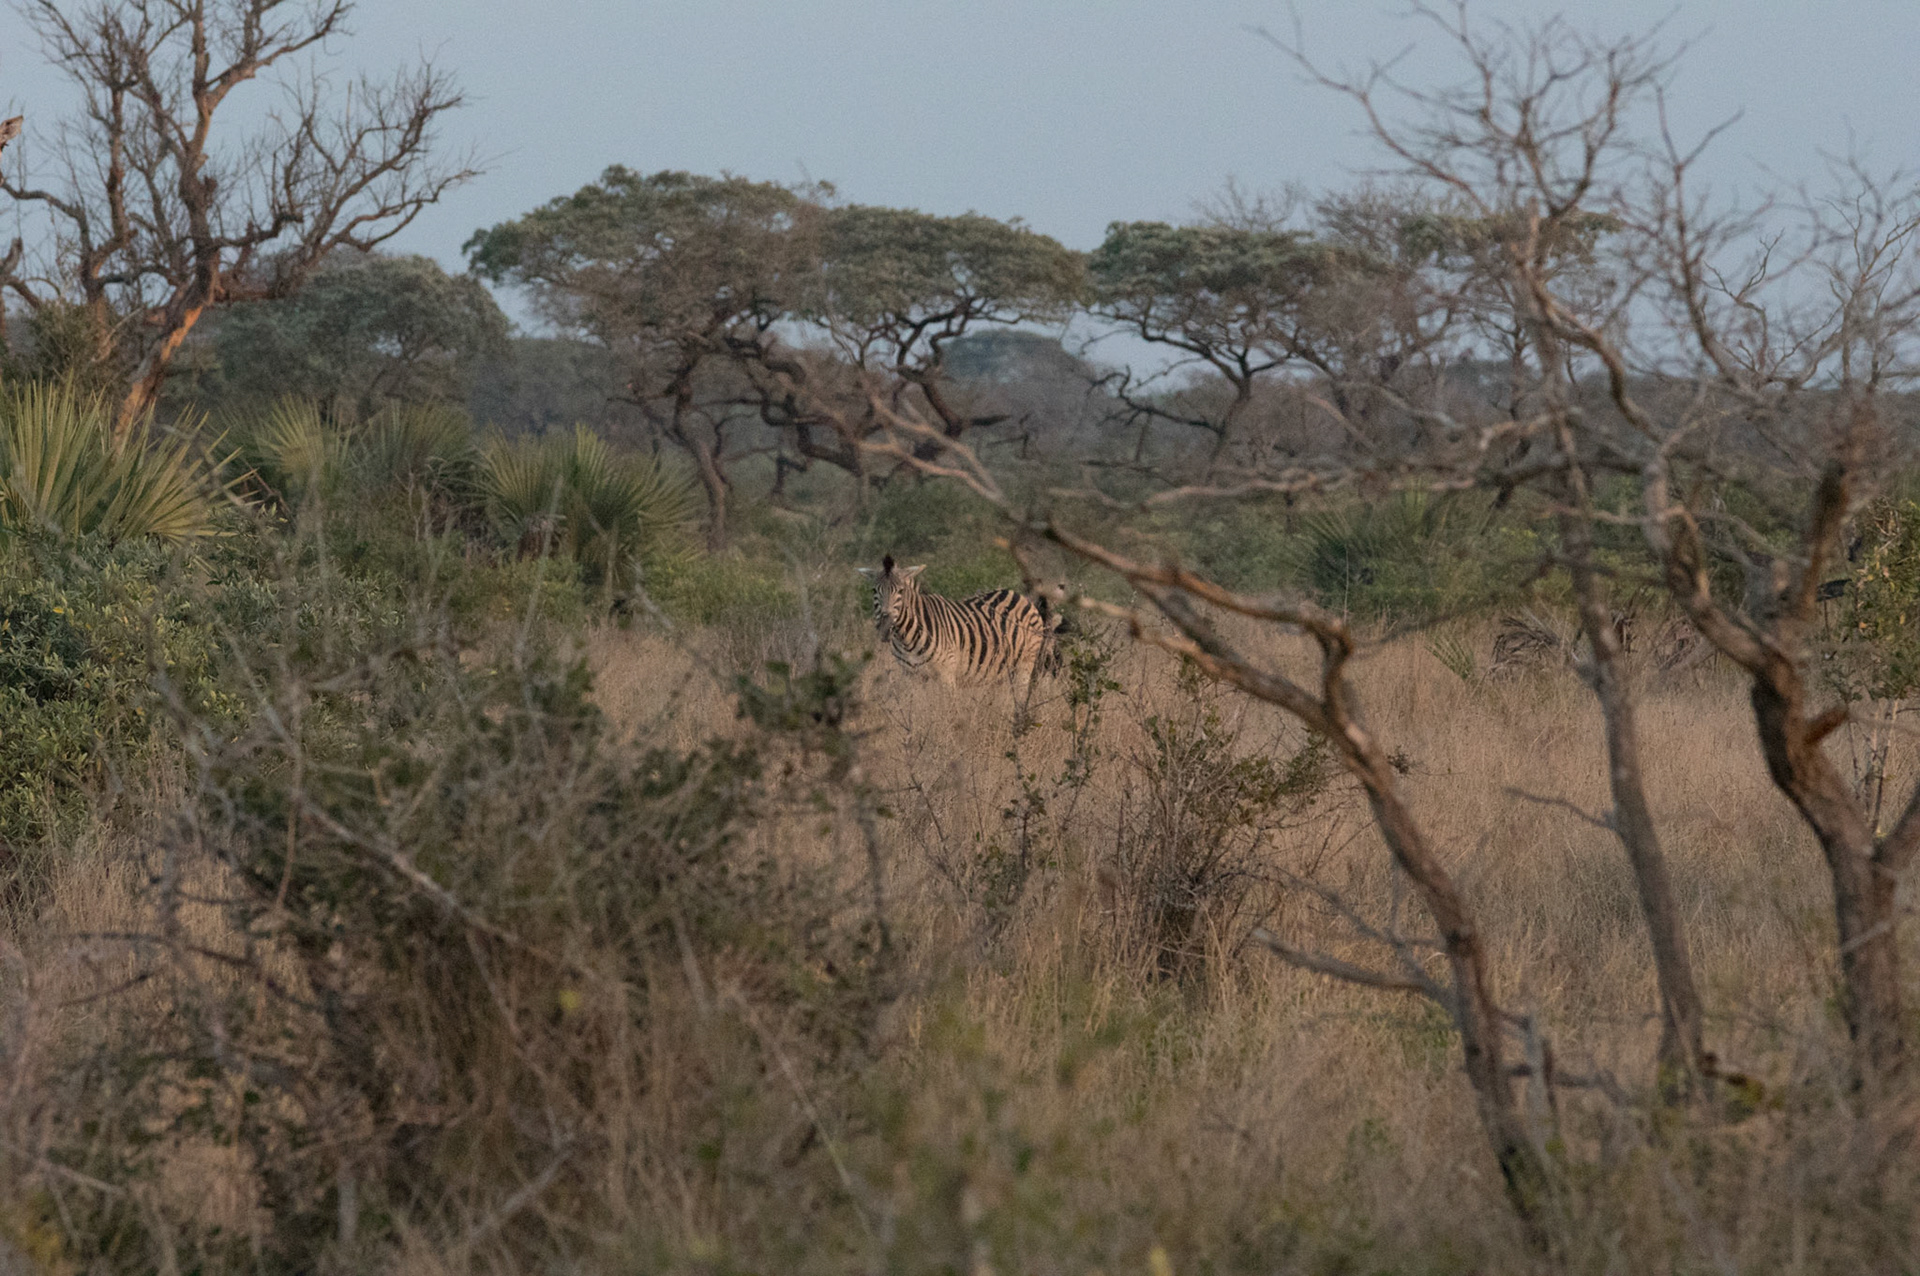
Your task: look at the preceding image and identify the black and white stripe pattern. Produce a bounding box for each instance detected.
[858,555,1051,689]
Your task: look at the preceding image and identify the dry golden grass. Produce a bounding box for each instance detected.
[567,612,1920,1268]
[5,609,1915,1271]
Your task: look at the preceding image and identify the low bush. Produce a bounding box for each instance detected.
[860,478,1004,575]
[0,537,236,852]
[643,548,796,627]
[9,575,891,1272]
[1154,490,1550,624]
[1110,660,1334,979]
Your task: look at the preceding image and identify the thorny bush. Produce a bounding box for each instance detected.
[1108,660,1336,980]
[6,563,894,1272]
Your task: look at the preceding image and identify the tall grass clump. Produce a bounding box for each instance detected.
[479,424,693,591]
[0,383,226,544]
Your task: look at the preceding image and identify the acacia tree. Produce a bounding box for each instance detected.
[1087,219,1338,470]
[1,0,476,435]
[710,202,1085,492]
[472,181,1085,536]
[467,168,817,549]
[1085,193,1621,488]
[797,204,1084,465]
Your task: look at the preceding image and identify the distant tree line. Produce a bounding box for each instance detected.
[457,167,1665,548]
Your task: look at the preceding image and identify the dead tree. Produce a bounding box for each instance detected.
[1285,2,1920,1088]
[2,0,475,434]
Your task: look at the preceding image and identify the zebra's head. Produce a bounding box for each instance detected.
[856,554,925,640]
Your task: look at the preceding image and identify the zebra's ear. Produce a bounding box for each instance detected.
[856,567,879,580]
[901,564,927,581]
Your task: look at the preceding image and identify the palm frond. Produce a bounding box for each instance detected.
[224,398,350,503]
[477,426,692,585]
[359,403,477,495]
[0,384,225,544]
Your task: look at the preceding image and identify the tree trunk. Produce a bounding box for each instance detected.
[1204,375,1253,476]
[1041,539,1560,1237]
[1750,671,1907,1081]
[1346,743,1552,1221]
[692,439,729,552]
[1562,508,1707,1095]
[117,300,207,438]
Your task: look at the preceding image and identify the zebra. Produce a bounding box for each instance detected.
[857,555,1057,693]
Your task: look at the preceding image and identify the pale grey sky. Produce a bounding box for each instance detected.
[3,1,1917,307]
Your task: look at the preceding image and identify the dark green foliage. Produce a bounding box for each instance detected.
[467,334,642,437]
[466,166,814,340]
[1089,219,1337,310]
[735,653,866,768]
[8,300,125,396]
[815,204,1085,330]
[205,252,509,420]
[0,538,236,850]
[860,478,1016,599]
[641,549,796,627]
[943,330,1089,384]
[1166,491,1547,623]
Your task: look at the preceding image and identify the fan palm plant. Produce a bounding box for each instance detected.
[222,397,349,505]
[0,383,225,544]
[478,426,691,590]
[358,402,477,496]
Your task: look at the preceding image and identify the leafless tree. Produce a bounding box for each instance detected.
[1274,1,1920,1087]
[0,114,20,343]
[1274,6,1716,1093]
[848,2,1920,1234]
[1,0,476,435]
[0,114,19,180]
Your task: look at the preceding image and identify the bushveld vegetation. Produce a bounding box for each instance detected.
[3,3,1920,1273]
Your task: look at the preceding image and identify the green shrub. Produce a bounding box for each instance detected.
[645,549,796,626]
[1167,491,1548,624]
[0,538,237,849]
[862,477,1000,561]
